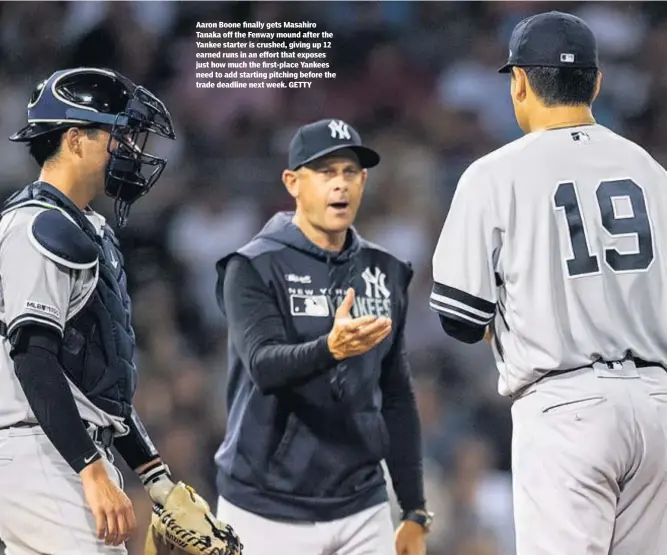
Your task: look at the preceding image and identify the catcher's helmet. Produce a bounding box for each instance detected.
[10,67,176,227]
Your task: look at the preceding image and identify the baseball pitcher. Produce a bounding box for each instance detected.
[431,11,667,555]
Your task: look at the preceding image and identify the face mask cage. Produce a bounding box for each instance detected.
[104,85,175,228]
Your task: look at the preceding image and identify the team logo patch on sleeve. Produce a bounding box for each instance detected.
[25,300,61,320]
[290,294,330,317]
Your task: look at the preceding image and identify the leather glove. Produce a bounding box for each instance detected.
[145,482,242,555]
[140,462,242,555]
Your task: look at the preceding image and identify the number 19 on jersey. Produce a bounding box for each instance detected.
[553,178,654,277]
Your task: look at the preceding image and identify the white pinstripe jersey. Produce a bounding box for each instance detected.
[431,124,667,396]
[0,204,124,429]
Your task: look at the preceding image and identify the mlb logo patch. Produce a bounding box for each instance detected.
[25,300,60,320]
[571,131,590,142]
[290,294,330,317]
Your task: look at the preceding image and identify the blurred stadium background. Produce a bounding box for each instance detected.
[1,1,665,553]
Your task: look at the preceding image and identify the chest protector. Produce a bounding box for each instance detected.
[2,184,137,418]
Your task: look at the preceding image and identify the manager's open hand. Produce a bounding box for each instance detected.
[327,288,392,360]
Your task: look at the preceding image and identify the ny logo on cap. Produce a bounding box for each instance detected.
[328,119,351,141]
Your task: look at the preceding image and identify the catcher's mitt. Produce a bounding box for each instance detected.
[144,482,242,555]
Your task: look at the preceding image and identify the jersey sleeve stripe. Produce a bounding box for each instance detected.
[429,292,493,320]
[6,314,64,338]
[430,282,495,317]
[429,299,490,326]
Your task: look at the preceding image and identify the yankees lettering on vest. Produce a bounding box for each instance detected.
[288,266,392,319]
[214,212,414,523]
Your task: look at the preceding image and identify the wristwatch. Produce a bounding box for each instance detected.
[402,509,435,532]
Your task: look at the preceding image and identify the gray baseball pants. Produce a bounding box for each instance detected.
[217,496,395,555]
[0,424,126,555]
[511,360,667,555]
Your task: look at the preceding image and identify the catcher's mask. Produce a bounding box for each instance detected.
[10,67,176,228]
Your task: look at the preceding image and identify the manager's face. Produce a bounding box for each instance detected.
[286,149,367,234]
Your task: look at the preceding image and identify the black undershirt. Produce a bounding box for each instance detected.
[11,325,101,473]
[10,325,160,473]
[224,255,426,513]
[439,314,486,343]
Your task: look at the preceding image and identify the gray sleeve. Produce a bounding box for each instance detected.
[429,162,500,328]
[1,215,72,337]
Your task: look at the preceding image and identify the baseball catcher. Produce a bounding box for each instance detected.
[0,66,242,555]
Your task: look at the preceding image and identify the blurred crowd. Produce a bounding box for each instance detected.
[1,1,666,553]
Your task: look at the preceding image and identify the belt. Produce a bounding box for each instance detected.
[628,357,662,369]
[512,355,666,400]
[0,421,37,430]
[591,355,664,371]
[0,420,116,449]
[548,355,665,377]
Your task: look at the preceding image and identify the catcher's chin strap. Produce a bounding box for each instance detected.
[139,460,176,507]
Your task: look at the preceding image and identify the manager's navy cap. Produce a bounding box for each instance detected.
[288,119,380,171]
[498,11,599,73]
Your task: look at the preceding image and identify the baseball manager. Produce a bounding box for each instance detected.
[215,119,433,555]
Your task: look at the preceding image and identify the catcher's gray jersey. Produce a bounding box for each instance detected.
[431,124,667,395]
[0,204,124,429]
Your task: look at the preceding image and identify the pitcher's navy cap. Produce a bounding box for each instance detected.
[498,11,599,74]
[288,119,380,171]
